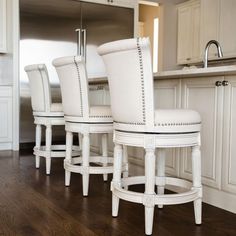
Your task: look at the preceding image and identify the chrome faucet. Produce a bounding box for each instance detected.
[204,40,223,68]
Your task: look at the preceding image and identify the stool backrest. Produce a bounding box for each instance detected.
[24,64,51,113]
[52,56,89,118]
[98,37,154,131]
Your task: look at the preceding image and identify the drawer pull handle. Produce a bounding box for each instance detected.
[215,81,222,87]
[222,80,229,86]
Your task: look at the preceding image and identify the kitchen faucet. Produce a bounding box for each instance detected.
[204,40,223,68]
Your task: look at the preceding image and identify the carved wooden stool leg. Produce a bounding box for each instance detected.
[102,133,108,181]
[144,148,156,235]
[45,124,52,175]
[82,133,90,196]
[157,148,165,209]
[35,124,42,169]
[112,143,123,217]
[65,131,73,186]
[192,145,202,225]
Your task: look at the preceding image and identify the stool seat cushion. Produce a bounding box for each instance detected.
[154,109,201,133]
[114,109,201,134]
[65,105,113,123]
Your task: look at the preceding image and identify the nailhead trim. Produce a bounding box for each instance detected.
[155,122,201,126]
[74,57,83,117]
[114,121,145,125]
[89,115,112,118]
[137,38,146,123]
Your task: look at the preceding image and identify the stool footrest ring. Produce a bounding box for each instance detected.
[111,176,202,206]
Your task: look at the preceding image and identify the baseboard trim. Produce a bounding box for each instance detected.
[0,142,12,150]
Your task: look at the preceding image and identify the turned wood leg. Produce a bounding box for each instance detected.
[78,133,83,151]
[35,124,42,169]
[45,125,52,175]
[192,145,202,225]
[112,143,123,217]
[122,145,129,190]
[157,148,165,209]
[82,133,90,197]
[65,131,73,187]
[144,148,156,236]
[102,133,108,182]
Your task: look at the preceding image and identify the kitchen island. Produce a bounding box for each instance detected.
[88,65,236,214]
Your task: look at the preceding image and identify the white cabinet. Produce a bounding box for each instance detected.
[0,86,12,149]
[178,0,236,64]
[222,76,236,194]
[219,0,236,59]
[181,77,224,189]
[200,0,236,59]
[0,0,7,53]
[200,0,220,59]
[177,0,200,64]
[154,79,181,176]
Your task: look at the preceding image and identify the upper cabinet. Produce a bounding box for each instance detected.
[0,0,7,53]
[218,0,236,59]
[199,0,220,59]
[177,0,236,65]
[177,0,200,64]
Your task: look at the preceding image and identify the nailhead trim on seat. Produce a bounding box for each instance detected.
[155,122,201,126]
[114,121,145,125]
[89,115,112,118]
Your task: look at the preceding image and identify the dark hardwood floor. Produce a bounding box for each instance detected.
[0,150,236,236]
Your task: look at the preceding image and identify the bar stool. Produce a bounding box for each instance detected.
[98,37,202,235]
[53,56,127,196]
[25,64,80,175]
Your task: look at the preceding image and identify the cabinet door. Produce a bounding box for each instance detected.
[0,0,7,53]
[222,76,236,194]
[154,79,181,176]
[177,5,192,64]
[219,0,236,59]
[0,87,12,144]
[190,2,200,62]
[177,1,200,64]
[200,0,220,59]
[181,77,223,189]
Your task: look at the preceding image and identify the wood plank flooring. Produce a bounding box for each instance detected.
[0,150,236,236]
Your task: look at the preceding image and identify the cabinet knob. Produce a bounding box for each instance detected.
[215,81,222,87]
[186,58,191,61]
[222,80,229,86]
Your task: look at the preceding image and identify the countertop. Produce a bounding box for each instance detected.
[154,65,236,79]
[88,65,236,85]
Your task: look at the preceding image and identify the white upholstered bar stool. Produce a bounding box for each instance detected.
[25,64,80,175]
[53,56,123,196]
[98,37,202,235]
